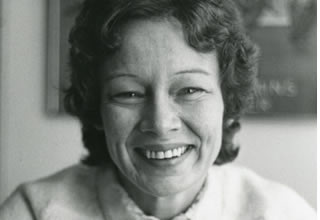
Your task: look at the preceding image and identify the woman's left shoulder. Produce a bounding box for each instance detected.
[208,164,316,220]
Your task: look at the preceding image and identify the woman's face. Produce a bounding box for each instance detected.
[100,19,224,197]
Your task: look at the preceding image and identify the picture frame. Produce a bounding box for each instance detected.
[46,0,83,113]
[247,0,316,116]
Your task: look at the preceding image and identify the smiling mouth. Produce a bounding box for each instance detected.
[139,145,194,160]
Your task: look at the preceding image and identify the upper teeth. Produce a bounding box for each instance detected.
[145,146,189,160]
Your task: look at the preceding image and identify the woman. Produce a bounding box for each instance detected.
[0,0,316,219]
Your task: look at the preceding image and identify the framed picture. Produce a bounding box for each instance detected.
[246,0,316,116]
[46,0,83,113]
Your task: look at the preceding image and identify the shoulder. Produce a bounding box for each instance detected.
[0,164,102,220]
[209,164,316,220]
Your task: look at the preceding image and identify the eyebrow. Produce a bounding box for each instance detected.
[104,73,138,82]
[103,68,210,82]
[175,69,210,76]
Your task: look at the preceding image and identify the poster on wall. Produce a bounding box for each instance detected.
[46,0,316,116]
[242,0,316,116]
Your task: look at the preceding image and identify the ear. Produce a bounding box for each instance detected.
[223,117,241,132]
[225,118,234,128]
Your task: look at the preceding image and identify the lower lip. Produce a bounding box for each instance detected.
[135,146,194,168]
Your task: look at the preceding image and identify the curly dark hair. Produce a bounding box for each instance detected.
[64,0,259,166]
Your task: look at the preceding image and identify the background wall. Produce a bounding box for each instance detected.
[237,117,316,209]
[0,0,84,203]
[0,0,316,209]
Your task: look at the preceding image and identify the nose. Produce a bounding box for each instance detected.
[139,95,181,136]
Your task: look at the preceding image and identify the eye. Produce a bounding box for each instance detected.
[111,91,145,104]
[114,92,143,98]
[178,87,205,95]
[176,87,207,101]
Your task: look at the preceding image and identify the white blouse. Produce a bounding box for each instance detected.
[0,164,316,220]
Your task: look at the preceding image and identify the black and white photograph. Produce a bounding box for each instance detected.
[0,0,317,219]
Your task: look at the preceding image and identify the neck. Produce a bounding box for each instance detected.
[118,172,206,220]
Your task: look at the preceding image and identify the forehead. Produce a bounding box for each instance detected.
[102,18,219,79]
[120,18,183,53]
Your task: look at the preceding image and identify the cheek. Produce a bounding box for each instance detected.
[187,98,224,135]
[100,106,139,156]
[101,107,135,136]
[184,97,224,159]
[199,111,223,151]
